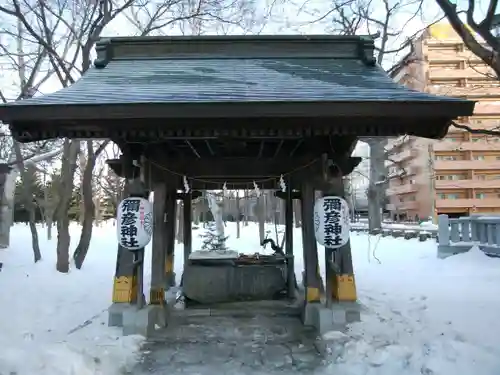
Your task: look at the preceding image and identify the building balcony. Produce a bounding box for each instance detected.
[425,47,483,63]
[474,102,500,115]
[388,166,420,179]
[386,201,419,211]
[434,160,500,170]
[435,198,500,209]
[428,66,494,80]
[385,137,413,153]
[406,166,420,176]
[428,85,500,99]
[433,141,500,152]
[386,183,419,195]
[388,149,418,164]
[435,179,500,189]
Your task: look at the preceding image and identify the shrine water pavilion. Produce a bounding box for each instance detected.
[0,35,475,336]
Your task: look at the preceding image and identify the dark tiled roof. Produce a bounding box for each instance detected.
[7,58,464,105]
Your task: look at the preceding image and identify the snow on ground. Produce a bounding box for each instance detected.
[1,221,500,375]
[328,234,500,375]
[0,223,144,375]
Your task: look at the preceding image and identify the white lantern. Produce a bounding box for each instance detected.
[116,197,153,251]
[313,196,350,248]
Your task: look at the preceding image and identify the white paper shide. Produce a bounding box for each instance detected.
[116,197,153,250]
[313,196,350,248]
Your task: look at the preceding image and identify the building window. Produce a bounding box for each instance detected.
[473,155,485,160]
[448,194,459,199]
[476,193,486,199]
[435,155,458,161]
[438,193,446,199]
[496,156,500,160]
[440,175,463,180]
[476,175,486,180]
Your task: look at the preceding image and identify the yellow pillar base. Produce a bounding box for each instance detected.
[112,276,137,303]
[165,253,175,287]
[332,274,357,302]
[165,254,174,274]
[306,287,321,302]
[149,287,165,305]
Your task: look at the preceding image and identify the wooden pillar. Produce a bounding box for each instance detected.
[112,179,147,305]
[183,193,192,265]
[165,188,177,288]
[322,171,356,304]
[300,181,322,303]
[150,182,167,305]
[285,183,295,298]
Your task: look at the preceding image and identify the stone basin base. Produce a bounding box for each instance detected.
[182,256,288,304]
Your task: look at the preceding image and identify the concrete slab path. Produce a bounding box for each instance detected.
[133,314,327,374]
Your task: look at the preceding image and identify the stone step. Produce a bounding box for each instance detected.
[175,299,302,318]
[148,315,317,345]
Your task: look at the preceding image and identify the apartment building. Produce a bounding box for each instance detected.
[386,22,500,220]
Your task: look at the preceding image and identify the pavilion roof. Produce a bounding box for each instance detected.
[0,35,474,142]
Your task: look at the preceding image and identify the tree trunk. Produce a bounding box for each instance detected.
[243,190,249,226]
[257,195,265,243]
[0,169,17,248]
[278,197,285,225]
[13,141,41,262]
[236,191,241,238]
[56,140,79,273]
[367,139,386,232]
[193,198,200,225]
[176,202,184,243]
[47,215,53,240]
[73,141,98,269]
[293,199,301,228]
[343,176,355,220]
[94,197,101,226]
[78,150,86,225]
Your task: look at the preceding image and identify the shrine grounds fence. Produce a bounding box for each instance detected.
[437,214,500,258]
[350,223,437,241]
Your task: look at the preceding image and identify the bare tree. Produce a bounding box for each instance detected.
[37,170,60,240]
[2,0,261,270]
[98,145,125,214]
[73,140,109,269]
[0,13,65,256]
[435,0,500,78]
[55,140,79,272]
[297,0,424,230]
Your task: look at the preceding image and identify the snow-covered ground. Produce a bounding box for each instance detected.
[1,221,499,375]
